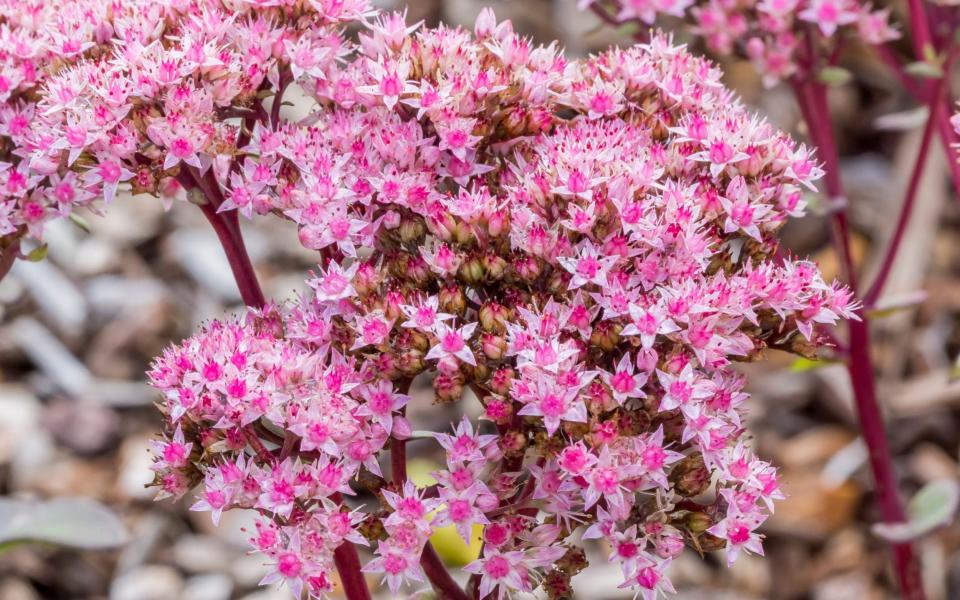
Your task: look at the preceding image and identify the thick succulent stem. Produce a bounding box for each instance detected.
[793,78,925,600]
[864,62,949,307]
[176,170,266,309]
[421,542,469,600]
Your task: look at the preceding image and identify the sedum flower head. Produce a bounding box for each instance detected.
[143,4,859,599]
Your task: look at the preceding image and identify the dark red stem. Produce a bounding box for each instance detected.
[391,378,412,484]
[244,427,274,463]
[0,236,20,283]
[794,78,925,600]
[391,429,407,484]
[271,66,292,130]
[330,492,373,600]
[863,63,949,308]
[421,542,469,600]
[333,543,373,600]
[175,168,266,309]
[199,202,266,308]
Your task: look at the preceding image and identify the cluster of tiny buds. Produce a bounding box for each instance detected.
[0,0,856,598]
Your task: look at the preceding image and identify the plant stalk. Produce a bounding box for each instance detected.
[794,78,925,600]
[421,542,469,600]
[864,64,948,307]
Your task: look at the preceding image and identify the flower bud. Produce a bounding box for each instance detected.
[225,427,247,452]
[199,428,220,450]
[438,283,466,316]
[382,290,405,321]
[684,511,713,534]
[669,453,711,497]
[481,252,507,281]
[436,355,461,375]
[546,270,568,295]
[452,220,475,246]
[514,255,541,282]
[586,380,614,412]
[430,212,456,242]
[469,361,490,382]
[382,210,401,229]
[526,107,553,134]
[635,347,658,373]
[397,348,426,377]
[474,7,497,39]
[486,208,510,238]
[458,254,485,285]
[353,262,381,297]
[373,352,398,379]
[499,428,527,458]
[483,396,513,424]
[502,106,528,137]
[406,255,432,286]
[489,367,515,395]
[481,302,511,334]
[652,527,685,559]
[481,333,507,360]
[590,321,621,352]
[399,217,425,243]
[433,370,464,403]
[476,493,499,512]
[391,416,412,440]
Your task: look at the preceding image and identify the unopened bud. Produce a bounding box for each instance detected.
[481,333,507,360]
[458,255,485,285]
[433,371,464,403]
[353,262,381,297]
[438,283,466,316]
[653,527,685,559]
[452,220,474,246]
[684,511,713,535]
[482,252,507,280]
[514,255,541,282]
[499,429,527,458]
[397,348,425,377]
[590,321,621,352]
[399,217,426,243]
[486,209,510,238]
[489,367,515,395]
[483,396,513,424]
[503,106,528,137]
[670,453,711,497]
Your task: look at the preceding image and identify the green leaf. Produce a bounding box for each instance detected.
[817,66,853,86]
[904,60,943,79]
[872,480,959,542]
[0,497,129,552]
[789,357,841,372]
[24,244,48,262]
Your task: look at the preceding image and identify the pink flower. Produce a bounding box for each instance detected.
[463,550,530,600]
[426,322,478,366]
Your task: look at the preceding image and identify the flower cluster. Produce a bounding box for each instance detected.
[0,0,373,246]
[580,0,899,85]
[147,5,859,600]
